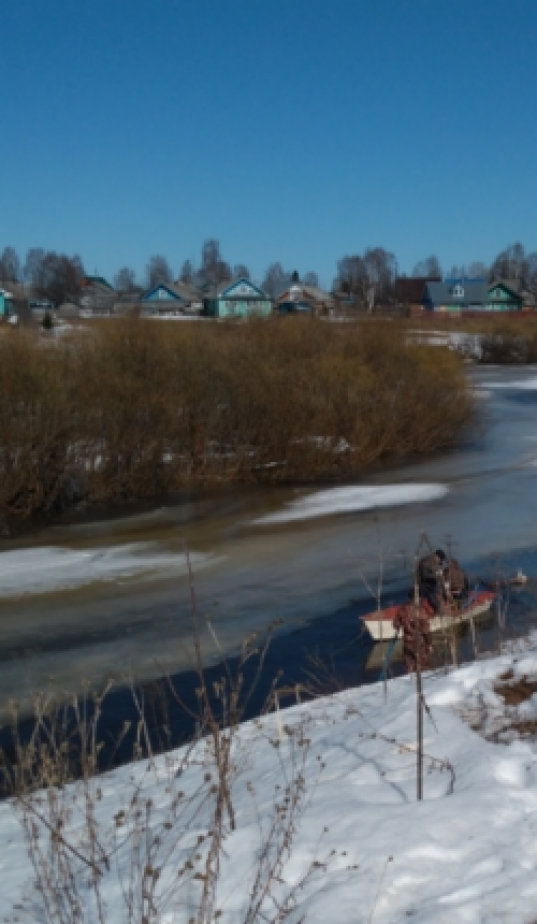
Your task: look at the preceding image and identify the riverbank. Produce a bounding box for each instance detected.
[3,638,537,922]
[0,318,473,527]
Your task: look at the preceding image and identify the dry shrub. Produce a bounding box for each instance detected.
[0,333,78,519]
[3,593,329,924]
[478,321,537,363]
[0,318,473,521]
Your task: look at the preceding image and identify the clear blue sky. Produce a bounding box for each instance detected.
[2,0,536,288]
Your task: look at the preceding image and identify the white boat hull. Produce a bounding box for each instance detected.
[362,593,495,642]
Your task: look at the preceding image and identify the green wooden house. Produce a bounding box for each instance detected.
[423,278,524,313]
[487,280,524,311]
[203,278,272,319]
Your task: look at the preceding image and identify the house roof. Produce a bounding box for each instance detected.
[214,277,268,299]
[82,276,115,291]
[142,282,201,302]
[488,279,523,299]
[275,283,334,305]
[424,281,490,307]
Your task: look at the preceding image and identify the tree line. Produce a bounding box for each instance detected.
[1,240,537,307]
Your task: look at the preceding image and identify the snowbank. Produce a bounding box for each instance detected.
[4,644,537,921]
[0,544,216,597]
[255,483,448,525]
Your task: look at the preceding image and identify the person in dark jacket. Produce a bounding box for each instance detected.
[443,556,468,599]
[417,549,446,613]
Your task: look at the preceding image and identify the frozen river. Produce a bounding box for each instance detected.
[1,365,537,725]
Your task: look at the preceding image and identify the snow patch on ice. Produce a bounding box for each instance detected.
[254,483,449,524]
[0,544,216,597]
[480,376,537,390]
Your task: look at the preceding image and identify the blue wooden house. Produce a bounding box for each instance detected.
[140,282,202,315]
[203,278,272,319]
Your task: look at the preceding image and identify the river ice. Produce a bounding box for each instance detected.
[254,483,449,525]
[0,545,216,597]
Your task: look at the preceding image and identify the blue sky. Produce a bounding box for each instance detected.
[2,0,536,288]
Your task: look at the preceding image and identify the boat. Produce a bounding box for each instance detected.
[362,589,496,642]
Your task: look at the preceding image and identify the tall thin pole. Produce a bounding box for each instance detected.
[414,559,423,801]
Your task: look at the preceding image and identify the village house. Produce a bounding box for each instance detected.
[140,281,203,316]
[79,276,117,315]
[275,283,335,316]
[202,277,272,319]
[0,288,14,317]
[422,278,524,313]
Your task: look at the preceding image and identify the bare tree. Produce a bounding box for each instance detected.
[412,255,442,279]
[195,239,231,288]
[525,252,537,291]
[334,255,367,298]
[113,266,137,292]
[34,252,85,305]
[23,248,46,284]
[146,255,173,289]
[261,262,291,297]
[233,263,250,279]
[179,259,194,284]
[490,243,528,285]
[335,248,396,303]
[0,246,21,283]
[303,270,319,287]
[467,261,489,279]
[363,246,397,303]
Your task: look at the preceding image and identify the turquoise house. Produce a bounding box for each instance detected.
[203,278,272,319]
[0,289,13,317]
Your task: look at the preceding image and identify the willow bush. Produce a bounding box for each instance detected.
[0,319,474,522]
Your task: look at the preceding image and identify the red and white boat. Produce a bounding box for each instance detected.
[362,590,496,642]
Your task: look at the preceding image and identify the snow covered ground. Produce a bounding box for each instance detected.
[3,641,537,922]
[254,483,448,525]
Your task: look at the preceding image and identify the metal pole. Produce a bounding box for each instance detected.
[414,560,423,801]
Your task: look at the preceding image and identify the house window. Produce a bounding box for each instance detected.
[452,284,464,298]
[494,289,501,298]
[158,288,167,299]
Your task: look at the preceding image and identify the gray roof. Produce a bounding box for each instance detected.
[169,281,203,301]
[142,281,202,303]
[423,281,490,307]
